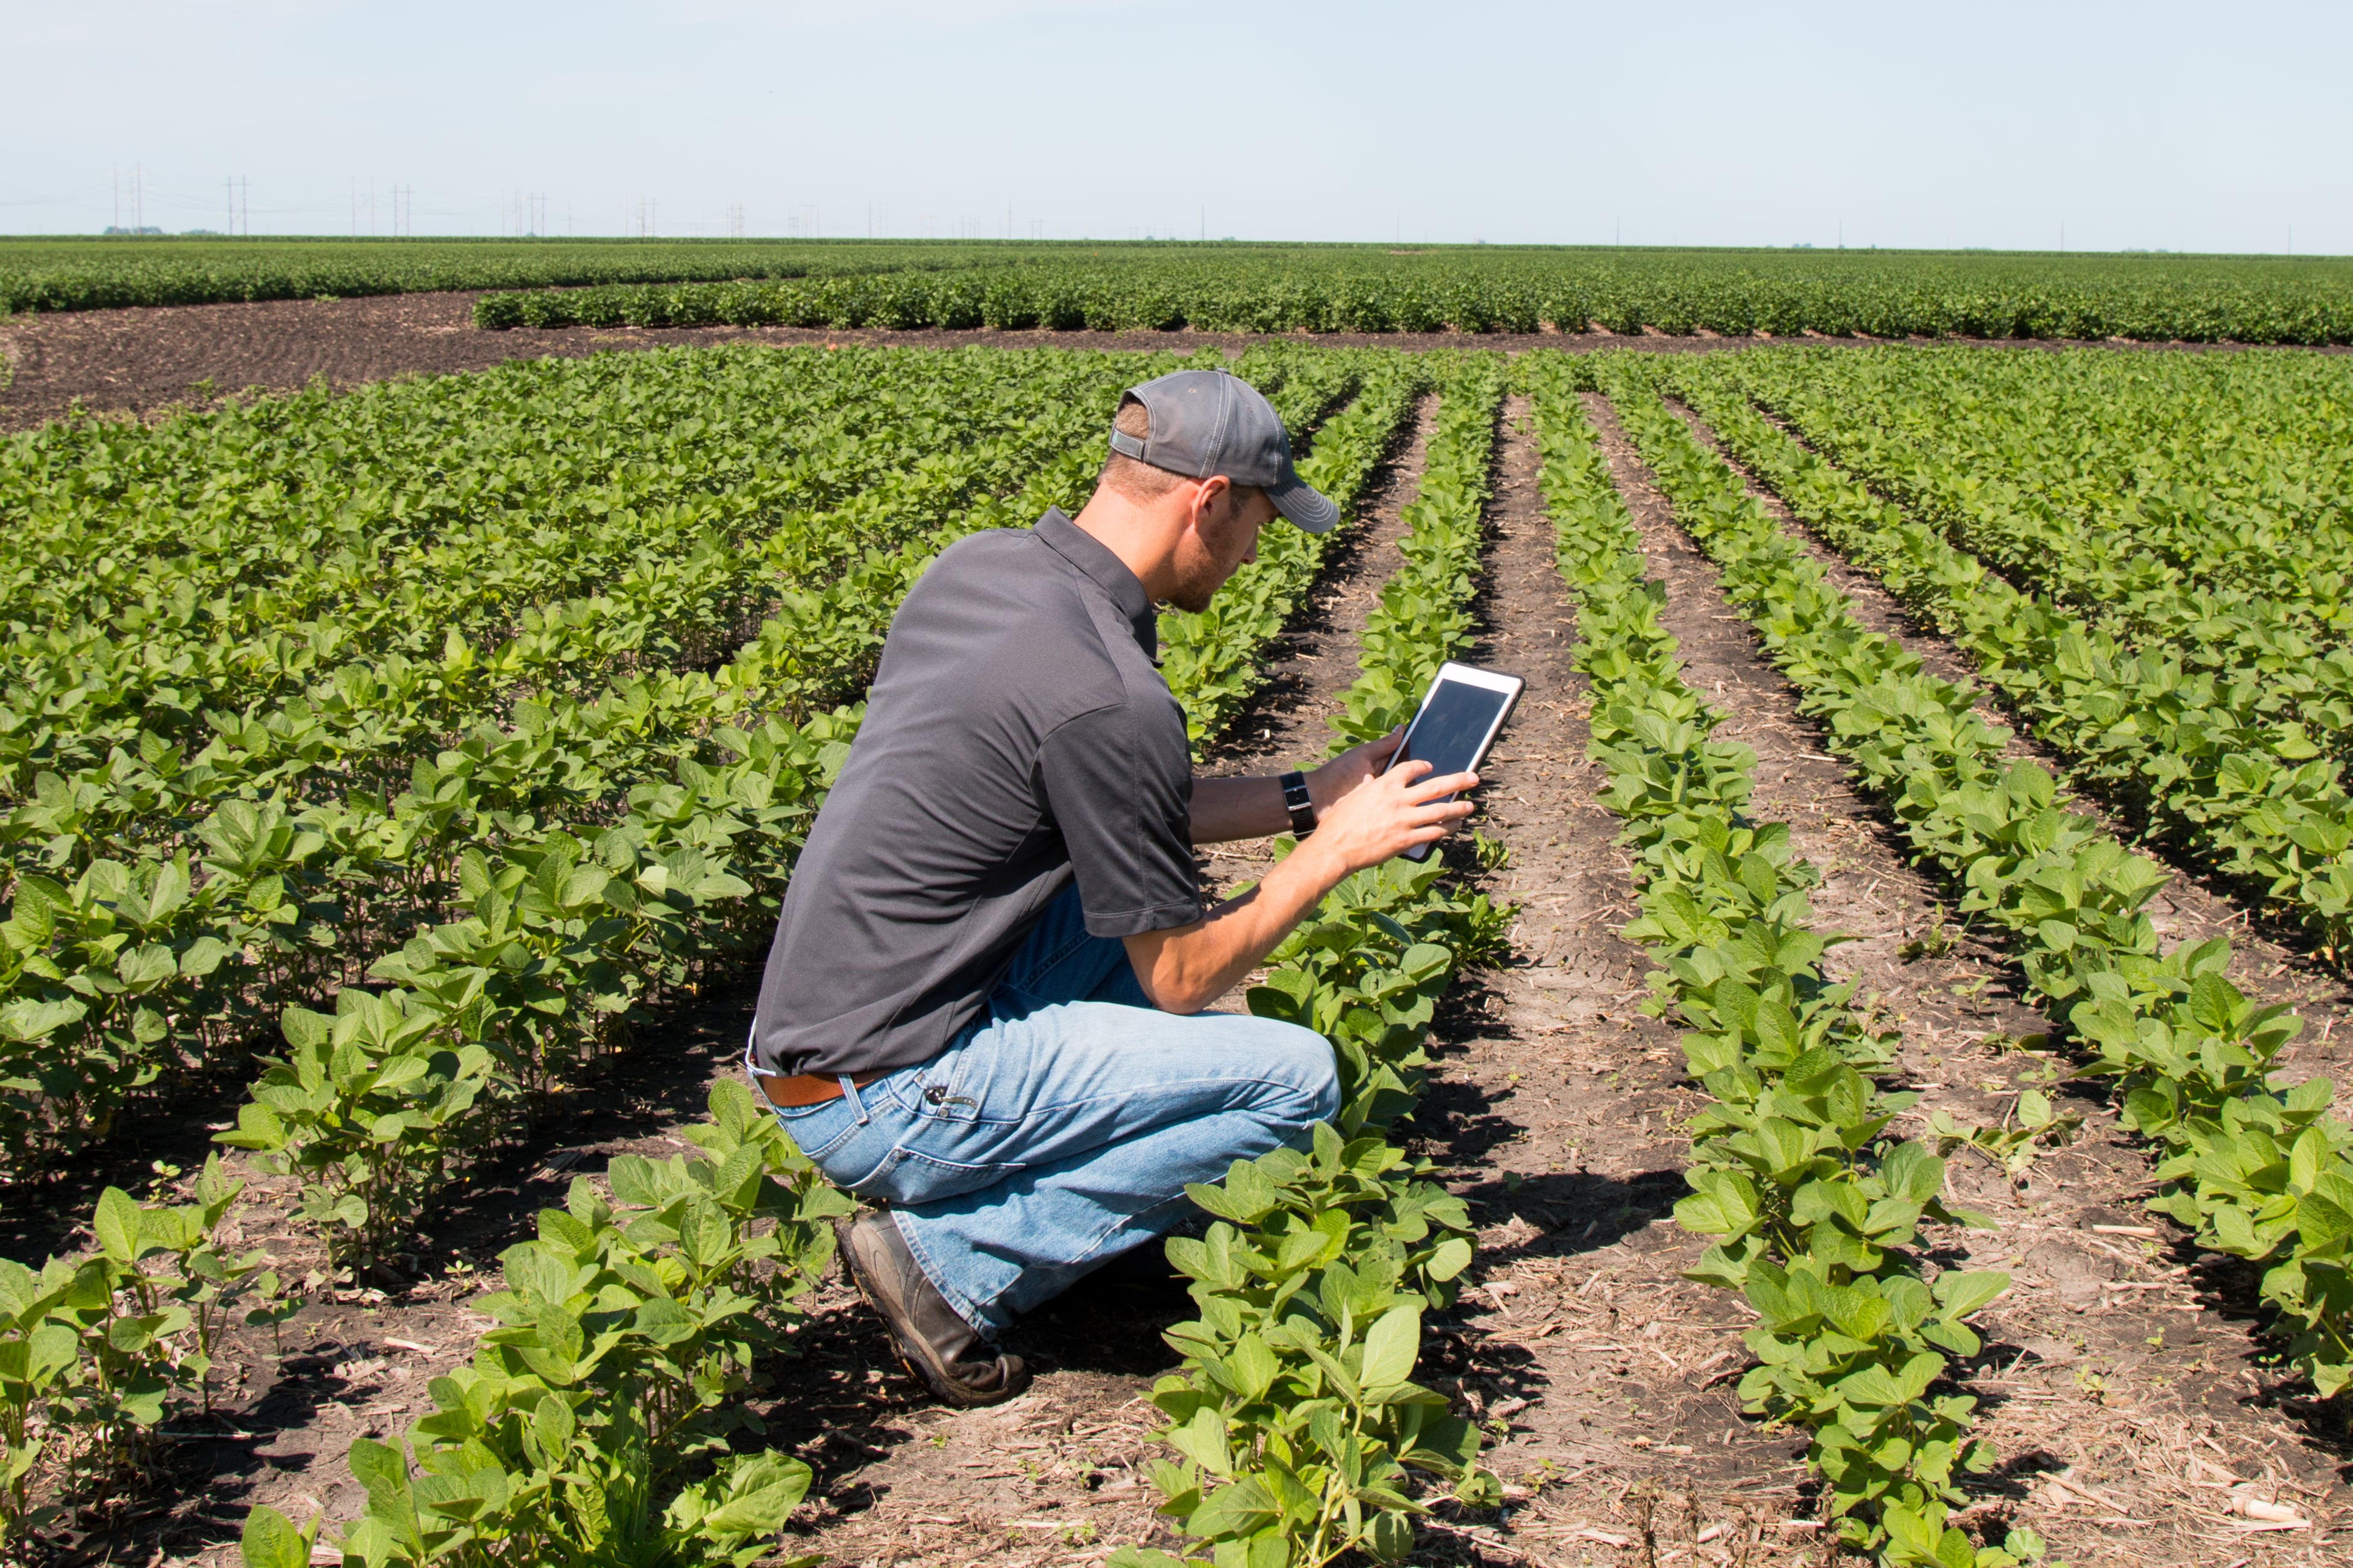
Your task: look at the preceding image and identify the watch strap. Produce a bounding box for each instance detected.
[1279,770,1318,836]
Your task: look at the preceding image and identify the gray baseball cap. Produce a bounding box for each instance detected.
[1108,368,1340,533]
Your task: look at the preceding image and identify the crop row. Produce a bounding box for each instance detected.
[0,236,951,314]
[1712,347,2353,628]
[179,347,1237,1212]
[472,249,2353,345]
[1719,351,2353,761]
[1594,355,2353,1413]
[1117,352,1512,1568]
[1670,358,2353,969]
[235,1081,854,1568]
[1523,355,2028,1567]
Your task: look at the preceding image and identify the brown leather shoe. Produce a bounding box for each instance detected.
[836,1213,1028,1408]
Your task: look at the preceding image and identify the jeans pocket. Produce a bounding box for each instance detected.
[863,1145,1027,1206]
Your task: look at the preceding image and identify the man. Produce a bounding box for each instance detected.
[748,367,1477,1407]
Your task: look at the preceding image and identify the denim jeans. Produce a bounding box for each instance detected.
[750,882,1338,1337]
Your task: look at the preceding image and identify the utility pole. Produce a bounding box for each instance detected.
[134,164,143,232]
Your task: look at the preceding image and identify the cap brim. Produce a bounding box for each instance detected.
[1266,471,1339,534]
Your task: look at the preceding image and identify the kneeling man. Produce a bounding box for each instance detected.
[747,368,1476,1405]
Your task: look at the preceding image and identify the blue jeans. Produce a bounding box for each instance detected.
[750,883,1338,1337]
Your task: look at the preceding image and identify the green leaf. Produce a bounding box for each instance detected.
[238,1505,313,1568]
[1185,1475,1277,1540]
[1932,1270,2011,1320]
[1423,1235,1473,1282]
[1361,1302,1421,1390]
[94,1187,145,1263]
[1168,1407,1232,1478]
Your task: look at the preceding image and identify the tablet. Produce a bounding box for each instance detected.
[1383,660,1525,861]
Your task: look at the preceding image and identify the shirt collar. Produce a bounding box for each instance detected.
[1033,507,1158,658]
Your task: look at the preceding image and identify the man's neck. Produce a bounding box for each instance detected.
[1070,489,1180,602]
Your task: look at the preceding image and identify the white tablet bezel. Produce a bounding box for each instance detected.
[1385,660,1524,859]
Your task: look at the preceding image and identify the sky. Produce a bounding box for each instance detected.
[4,0,2347,255]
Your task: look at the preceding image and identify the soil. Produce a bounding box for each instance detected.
[4,289,2336,435]
[13,317,2353,1566]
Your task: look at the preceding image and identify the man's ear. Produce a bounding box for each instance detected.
[1189,473,1232,525]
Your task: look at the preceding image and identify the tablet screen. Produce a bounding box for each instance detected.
[1397,678,1511,782]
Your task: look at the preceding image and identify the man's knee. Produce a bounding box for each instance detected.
[1240,1017,1341,1130]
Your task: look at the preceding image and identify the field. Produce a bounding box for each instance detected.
[7,237,2353,342]
[2,292,2353,1568]
[0,239,960,314]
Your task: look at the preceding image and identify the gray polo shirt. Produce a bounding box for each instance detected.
[750,508,1203,1079]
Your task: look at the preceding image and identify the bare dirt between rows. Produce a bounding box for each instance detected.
[1578,391,2352,1564]
[2,288,2337,433]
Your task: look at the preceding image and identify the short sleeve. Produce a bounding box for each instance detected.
[1037,699,1201,938]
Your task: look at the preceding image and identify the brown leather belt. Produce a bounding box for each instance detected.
[756,1068,889,1109]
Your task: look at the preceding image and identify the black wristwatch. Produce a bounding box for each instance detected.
[1279,770,1318,836]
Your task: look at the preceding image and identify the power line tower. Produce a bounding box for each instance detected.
[727,202,745,240]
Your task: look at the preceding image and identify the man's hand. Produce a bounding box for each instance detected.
[1127,737,1480,1014]
[1296,755,1478,877]
[1304,728,1405,819]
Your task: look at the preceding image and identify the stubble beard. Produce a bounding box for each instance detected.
[1165,535,1231,614]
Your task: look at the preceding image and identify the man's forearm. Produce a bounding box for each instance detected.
[1188,773,1291,845]
[1192,768,1343,845]
[1123,837,1348,1013]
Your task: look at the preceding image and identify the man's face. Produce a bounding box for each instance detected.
[1165,483,1277,613]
